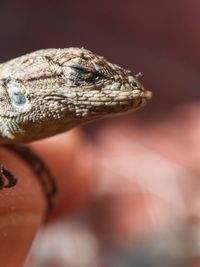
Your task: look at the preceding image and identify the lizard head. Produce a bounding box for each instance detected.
[0,48,152,143]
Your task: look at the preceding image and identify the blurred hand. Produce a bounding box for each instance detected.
[0,130,94,267]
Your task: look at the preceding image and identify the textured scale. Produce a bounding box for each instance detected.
[0,47,152,143]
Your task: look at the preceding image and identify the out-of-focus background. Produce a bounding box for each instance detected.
[1,1,200,266]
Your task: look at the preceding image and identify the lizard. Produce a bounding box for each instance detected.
[0,47,152,209]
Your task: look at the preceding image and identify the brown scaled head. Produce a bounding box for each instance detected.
[0,47,152,143]
[46,47,152,118]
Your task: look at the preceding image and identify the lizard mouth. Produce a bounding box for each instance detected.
[77,88,152,114]
[108,89,152,109]
[136,90,152,108]
[127,91,151,111]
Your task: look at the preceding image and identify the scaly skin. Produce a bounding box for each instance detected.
[0,48,151,143]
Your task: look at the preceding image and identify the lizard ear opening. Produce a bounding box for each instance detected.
[3,78,29,110]
[10,91,27,106]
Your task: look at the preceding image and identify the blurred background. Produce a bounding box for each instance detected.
[1,0,200,266]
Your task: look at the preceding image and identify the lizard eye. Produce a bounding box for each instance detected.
[63,63,103,86]
[70,65,91,75]
[3,78,27,107]
[67,64,96,86]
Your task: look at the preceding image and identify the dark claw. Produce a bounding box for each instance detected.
[3,145,57,211]
[0,165,17,189]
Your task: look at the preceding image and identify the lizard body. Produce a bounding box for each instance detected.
[0,48,151,144]
[0,48,152,208]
